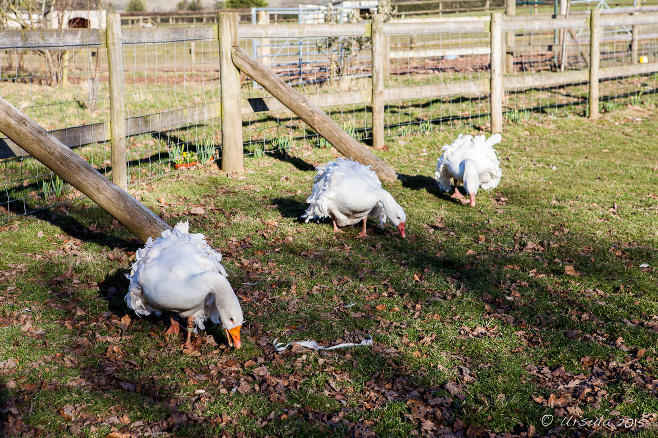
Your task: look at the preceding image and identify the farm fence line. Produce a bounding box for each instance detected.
[1,8,657,221]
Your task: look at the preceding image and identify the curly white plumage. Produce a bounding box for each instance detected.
[435,133,502,206]
[125,221,243,349]
[302,158,406,238]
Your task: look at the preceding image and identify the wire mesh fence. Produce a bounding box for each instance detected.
[121,28,222,184]
[2,9,657,222]
[1,27,223,221]
[1,36,109,219]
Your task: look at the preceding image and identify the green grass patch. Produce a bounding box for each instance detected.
[1,105,657,436]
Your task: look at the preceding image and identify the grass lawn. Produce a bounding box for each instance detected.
[1,104,657,437]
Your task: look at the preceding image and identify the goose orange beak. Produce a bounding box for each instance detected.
[225,325,242,349]
[397,222,406,238]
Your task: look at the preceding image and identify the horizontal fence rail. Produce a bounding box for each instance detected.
[2,10,657,221]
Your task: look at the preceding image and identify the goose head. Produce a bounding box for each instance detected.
[216,291,243,349]
[462,160,480,206]
[201,272,244,349]
[380,191,406,238]
[220,303,243,349]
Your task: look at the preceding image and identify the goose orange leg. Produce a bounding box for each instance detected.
[356,219,368,238]
[184,316,195,349]
[451,178,465,200]
[330,216,342,233]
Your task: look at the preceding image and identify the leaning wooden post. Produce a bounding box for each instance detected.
[589,9,601,120]
[490,13,504,134]
[231,47,398,182]
[218,12,243,174]
[0,97,171,243]
[371,14,385,151]
[106,13,128,191]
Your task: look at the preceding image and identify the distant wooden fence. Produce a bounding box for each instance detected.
[117,0,505,27]
[2,10,658,185]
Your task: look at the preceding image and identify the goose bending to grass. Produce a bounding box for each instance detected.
[435,133,502,206]
[302,158,406,238]
[125,221,243,349]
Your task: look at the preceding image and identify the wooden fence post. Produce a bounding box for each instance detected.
[106,13,128,191]
[61,50,70,85]
[0,96,171,243]
[490,12,504,134]
[631,20,640,65]
[505,0,516,73]
[589,9,601,119]
[218,12,244,174]
[559,0,570,71]
[190,26,196,65]
[371,14,385,150]
[257,10,270,68]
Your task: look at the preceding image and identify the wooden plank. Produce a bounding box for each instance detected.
[232,45,398,182]
[504,70,589,89]
[0,29,104,49]
[390,16,490,23]
[241,79,492,116]
[238,23,367,39]
[122,26,216,44]
[600,12,658,27]
[126,104,221,135]
[390,46,490,59]
[384,80,490,101]
[218,13,243,173]
[385,20,489,35]
[0,123,110,159]
[503,16,588,31]
[107,13,128,191]
[601,62,658,79]
[0,96,171,243]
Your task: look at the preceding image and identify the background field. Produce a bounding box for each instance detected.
[1,102,657,437]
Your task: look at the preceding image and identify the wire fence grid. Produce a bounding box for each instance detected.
[1,10,657,222]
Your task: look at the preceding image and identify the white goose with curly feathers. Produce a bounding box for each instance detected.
[303,158,406,238]
[125,221,243,349]
[435,133,502,206]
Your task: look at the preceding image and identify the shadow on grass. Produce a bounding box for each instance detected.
[266,152,317,173]
[396,172,450,199]
[272,197,308,221]
[35,205,142,251]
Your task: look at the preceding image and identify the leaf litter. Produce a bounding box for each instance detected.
[2,113,658,436]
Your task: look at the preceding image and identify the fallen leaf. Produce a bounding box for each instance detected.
[565,265,580,276]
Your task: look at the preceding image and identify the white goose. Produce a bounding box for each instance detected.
[435,133,502,206]
[302,158,406,238]
[125,221,243,349]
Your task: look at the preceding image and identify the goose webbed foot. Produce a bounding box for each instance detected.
[356,219,368,238]
[331,218,343,234]
[165,316,183,336]
[451,188,465,199]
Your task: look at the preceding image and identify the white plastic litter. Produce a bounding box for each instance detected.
[639,263,649,268]
[273,336,373,353]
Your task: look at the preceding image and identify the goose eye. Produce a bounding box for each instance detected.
[230,318,234,323]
